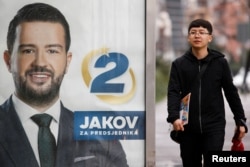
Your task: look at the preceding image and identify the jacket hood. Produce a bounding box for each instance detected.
[184,48,224,63]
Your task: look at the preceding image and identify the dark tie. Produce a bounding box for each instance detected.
[31,114,56,167]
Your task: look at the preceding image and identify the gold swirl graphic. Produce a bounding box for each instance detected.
[81,47,136,104]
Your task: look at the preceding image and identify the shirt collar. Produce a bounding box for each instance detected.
[12,94,61,124]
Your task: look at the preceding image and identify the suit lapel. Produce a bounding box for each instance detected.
[0,97,39,167]
[55,103,75,167]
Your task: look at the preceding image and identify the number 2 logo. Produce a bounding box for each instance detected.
[81,47,136,104]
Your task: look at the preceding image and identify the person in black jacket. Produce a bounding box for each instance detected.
[167,19,247,167]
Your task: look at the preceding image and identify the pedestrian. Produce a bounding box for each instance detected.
[0,3,128,167]
[167,19,247,167]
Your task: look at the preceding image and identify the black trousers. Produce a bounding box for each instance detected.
[179,130,225,167]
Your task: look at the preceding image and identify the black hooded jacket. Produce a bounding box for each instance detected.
[167,48,246,133]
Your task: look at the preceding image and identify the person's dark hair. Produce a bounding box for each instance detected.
[7,3,71,53]
[188,19,213,35]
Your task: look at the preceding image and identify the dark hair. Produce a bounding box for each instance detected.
[188,19,213,35]
[7,3,71,53]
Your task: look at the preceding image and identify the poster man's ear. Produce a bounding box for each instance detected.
[65,52,72,74]
[3,50,12,72]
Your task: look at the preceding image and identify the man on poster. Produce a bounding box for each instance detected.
[0,3,128,167]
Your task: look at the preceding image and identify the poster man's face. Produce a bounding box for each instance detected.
[4,22,72,105]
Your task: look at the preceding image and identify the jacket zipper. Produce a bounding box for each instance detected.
[198,62,203,133]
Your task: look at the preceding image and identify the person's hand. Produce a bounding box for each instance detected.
[234,126,246,140]
[173,119,184,131]
[234,126,246,141]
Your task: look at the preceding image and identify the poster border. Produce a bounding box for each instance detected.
[145,0,156,166]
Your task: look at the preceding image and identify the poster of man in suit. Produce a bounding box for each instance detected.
[0,0,146,166]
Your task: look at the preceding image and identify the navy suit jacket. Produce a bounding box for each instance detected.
[0,96,128,167]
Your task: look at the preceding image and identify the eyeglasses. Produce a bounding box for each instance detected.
[189,31,210,36]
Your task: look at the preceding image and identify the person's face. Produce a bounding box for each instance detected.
[188,26,212,49]
[4,22,72,105]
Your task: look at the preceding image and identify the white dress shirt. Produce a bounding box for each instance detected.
[12,94,60,166]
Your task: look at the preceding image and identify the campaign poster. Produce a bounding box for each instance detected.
[0,0,146,166]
